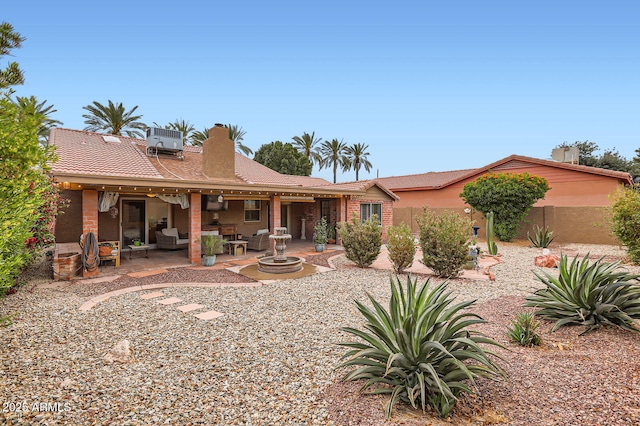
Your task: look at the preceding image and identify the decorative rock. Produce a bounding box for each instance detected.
[103,339,133,364]
[534,255,560,268]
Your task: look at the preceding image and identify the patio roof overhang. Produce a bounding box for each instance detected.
[51,173,361,200]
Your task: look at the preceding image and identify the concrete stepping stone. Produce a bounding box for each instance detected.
[157,297,182,305]
[140,291,165,300]
[176,303,205,313]
[194,310,224,320]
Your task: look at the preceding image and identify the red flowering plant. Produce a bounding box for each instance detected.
[29,176,68,248]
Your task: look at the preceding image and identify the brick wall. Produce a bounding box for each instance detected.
[344,198,394,242]
[82,190,99,277]
[393,205,620,245]
[188,193,202,264]
[269,195,281,230]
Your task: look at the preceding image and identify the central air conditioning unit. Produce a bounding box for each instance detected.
[146,127,184,159]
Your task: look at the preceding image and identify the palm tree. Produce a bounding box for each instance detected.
[319,138,349,183]
[292,131,322,166]
[12,95,62,143]
[0,22,25,89]
[345,142,373,181]
[227,123,252,155]
[168,119,195,146]
[82,100,147,138]
[190,127,209,146]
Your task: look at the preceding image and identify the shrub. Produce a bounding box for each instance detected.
[527,225,557,248]
[0,96,57,294]
[525,254,640,334]
[338,214,382,268]
[610,185,640,263]
[313,216,329,245]
[386,223,416,273]
[460,172,549,241]
[416,208,470,278]
[338,276,505,418]
[507,312,541,346]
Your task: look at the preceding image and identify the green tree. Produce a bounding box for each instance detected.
[345,142,373,181]
[227,123,253,155]
[253,141,312,176]
[0,22,25,89]
[12,95,62,143]
[82,100,147,138]
[319,138,349,183]
[292,131,322,166]
[630,148,640,178]
[460,172,549,241]
[0,96,57,292]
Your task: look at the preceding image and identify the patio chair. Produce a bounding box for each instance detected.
[243,231,270,251]
[156,228,188,250]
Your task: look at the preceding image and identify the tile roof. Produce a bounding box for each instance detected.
[49,128,163,179]
[377,154,634,190]
[376,169,476,190]
[49,128,335,189]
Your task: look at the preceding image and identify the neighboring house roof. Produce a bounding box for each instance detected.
[377,154,634,191]
[376,169,476,191]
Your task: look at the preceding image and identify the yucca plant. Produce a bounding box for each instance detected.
[337,276,505,418]
[527,225,557,248]
[525,254,640,335]
[507,312,541,346]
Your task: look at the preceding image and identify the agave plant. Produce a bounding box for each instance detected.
[507,312,541,346]
[525,254,640,334]
[337,276,505,418]
[527,225,557,248]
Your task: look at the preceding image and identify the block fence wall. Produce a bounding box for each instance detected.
[393,206,620,245]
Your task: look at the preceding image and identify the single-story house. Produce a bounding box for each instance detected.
[376,155,634,244]
[49,125,398,277]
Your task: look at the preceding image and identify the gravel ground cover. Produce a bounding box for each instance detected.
[1,243,640,425]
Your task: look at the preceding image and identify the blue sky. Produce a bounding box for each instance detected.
[5,1,640,182]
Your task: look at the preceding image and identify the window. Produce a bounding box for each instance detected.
[244,200,261,222]
[360,202,382,223]
[320,200,331,221]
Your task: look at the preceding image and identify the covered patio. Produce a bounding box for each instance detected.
[53,239,342,279]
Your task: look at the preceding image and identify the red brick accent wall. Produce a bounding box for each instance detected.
[188,193,202,264]
[82,190,99,277]
[269,195,281,230]
[344,198,394,242]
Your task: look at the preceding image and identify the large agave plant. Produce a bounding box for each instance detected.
[525,254,640,334]
[337,276,505,418]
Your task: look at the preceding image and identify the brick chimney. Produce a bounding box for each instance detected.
[202,124,235,180]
